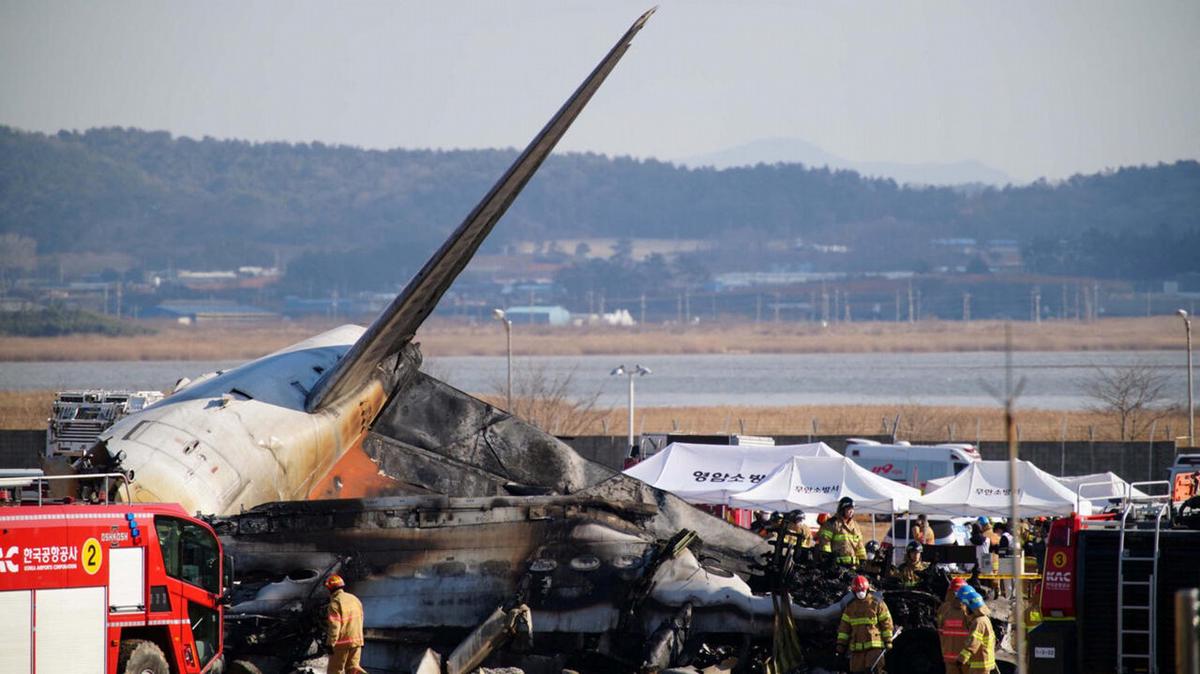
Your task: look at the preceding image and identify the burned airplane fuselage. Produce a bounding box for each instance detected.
[215,494,840,670]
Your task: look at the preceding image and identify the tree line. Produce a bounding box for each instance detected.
[1,126,1197,293]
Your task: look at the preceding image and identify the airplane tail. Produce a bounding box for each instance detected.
[306,8,655,412]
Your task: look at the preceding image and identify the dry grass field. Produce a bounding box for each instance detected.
[8,386,1183,443]
[0,316,1184,361]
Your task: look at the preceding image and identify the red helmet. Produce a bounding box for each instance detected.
[949,577,968,593]
[324,574,345,591]
[851,575,870,593]
[817,513,829,525]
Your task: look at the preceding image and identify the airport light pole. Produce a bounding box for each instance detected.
[493,308,513,411]
[611,364,652,456]
[1180,309,1195,447]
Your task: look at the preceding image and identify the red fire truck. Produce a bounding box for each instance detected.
[0,473,227,674]
[1029,479,1200,674]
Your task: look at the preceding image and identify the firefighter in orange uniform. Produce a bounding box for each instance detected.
[836,575,894,673]
[955,585,996,673]
[325,574,367,674]
[937,578,970,673]
[915,514,936,545]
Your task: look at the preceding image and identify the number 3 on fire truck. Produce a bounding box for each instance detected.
[81,537,102,575]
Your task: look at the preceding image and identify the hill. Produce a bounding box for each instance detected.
[1,126,1197,287]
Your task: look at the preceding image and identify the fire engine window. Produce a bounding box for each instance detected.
[188,602,220,668]
[155,517,220,594]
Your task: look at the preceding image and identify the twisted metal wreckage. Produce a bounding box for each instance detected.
[76,8,1013,673]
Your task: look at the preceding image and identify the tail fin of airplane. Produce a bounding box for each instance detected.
[307,9,655,411]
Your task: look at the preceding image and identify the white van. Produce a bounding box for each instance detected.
[844,440,980,489]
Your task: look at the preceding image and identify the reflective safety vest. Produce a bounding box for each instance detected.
[836,595,895,652]
[784,523,814,548]
[819,517,866,565]
[895,559,929,588]
[959,613,996,671]
[327,589,365,648]
[936,600,970,663]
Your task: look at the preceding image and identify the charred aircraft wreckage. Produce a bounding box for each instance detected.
[76,9,1011,674]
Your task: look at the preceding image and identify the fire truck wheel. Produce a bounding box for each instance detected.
[118,639,170,674]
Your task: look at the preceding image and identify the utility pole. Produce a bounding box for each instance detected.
[963,292,971,322]
[492,309,513,411]
[1032,286,1041,324]
[639,293,646,326]
[844,292,851,322]
[895,289,901,322]
[907,283,915,324]
[1181,310,1195,447]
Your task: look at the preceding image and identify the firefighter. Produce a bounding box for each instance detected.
[784,509,814,548]
[937,578,970,673]
[820,496,867,567]
[955,585,996,673]
[836,575,894,673]
[325,574,366,674]
[751,511,773,538]
[914,514,935,545]
[894,540,929,589]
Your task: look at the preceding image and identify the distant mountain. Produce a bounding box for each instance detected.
[679,137,1013,186]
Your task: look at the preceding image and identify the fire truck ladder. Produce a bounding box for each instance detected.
[1115,480,1171,674]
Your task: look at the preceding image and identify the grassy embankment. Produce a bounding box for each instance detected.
[0,316,1184,361]
[7,387,1188,442]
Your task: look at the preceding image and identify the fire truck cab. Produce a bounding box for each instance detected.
[0,474,226,674]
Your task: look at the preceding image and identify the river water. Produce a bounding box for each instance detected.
[0,351,1187,410]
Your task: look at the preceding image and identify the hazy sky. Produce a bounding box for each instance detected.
[2,1,1198,182]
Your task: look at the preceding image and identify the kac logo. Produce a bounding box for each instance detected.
[0,546,18,573]
[1045,570,1071,584]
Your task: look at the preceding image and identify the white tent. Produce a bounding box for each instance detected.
[1057,472,1148,507]
[924,475,955,493]
[728,456,922,514]
[622,442,840,505]
[909,460,1093,517]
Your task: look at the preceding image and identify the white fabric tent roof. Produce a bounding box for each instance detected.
[728,456,922,514]
[622,442,840,505]
[910,460,1093,517]
[1057,472,1148,505]
[924,475,955,493]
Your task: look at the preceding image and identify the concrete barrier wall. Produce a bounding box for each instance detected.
[561,433,1184,481]
[1,429,1182,484]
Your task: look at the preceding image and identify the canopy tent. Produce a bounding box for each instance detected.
[1057,472,1148,507]
[622,442,840,505]
[728,456,922,514]
[924,475,955,493]
[909,460,1093,517]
